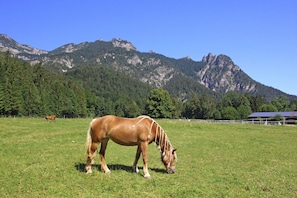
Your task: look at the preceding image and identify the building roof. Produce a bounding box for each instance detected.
[248,112,297,118]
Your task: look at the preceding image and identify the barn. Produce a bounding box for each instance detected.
[248,111,297,125]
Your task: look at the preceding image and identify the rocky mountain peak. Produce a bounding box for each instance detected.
[202,53,235,67]
[198,53,251,93]
[202,53,217,64]
[112,38,136,51]
[0,34,48,62]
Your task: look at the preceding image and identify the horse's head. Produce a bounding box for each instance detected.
[161,148,177,174]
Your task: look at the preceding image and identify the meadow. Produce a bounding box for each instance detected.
[0,118,296,197]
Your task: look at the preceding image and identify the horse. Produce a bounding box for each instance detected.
[85,115,177,178]
[45,115,56,121]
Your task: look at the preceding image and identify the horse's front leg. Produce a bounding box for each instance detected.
[99,138,111,174]
[132,145,141,173]
[140,141,150,178]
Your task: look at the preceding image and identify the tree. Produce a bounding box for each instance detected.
[272,114,284,121]
[246,94,266,112]
[20,64,42,116]
[221,106,240,120]
[182,94,200,119]
[114,98,126,117]
[213,110,222,120]
[1,56,23,116]
[237,104,252,119]
[125,101,140,118]
[271,95,290,111]
[171,97,183,119]
[259,104,277,112]
[222,91,241,109]
[198,94,216,119]
[85,90,97,117]
[290,100,297,111]
[22,81,41,116]
[0,53,95,117]
[145,89,174,118]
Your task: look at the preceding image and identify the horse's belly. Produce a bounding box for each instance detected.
[108,128,145,146]
[109,136,139,146]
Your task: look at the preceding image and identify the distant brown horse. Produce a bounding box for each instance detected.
[45,115,56,121]
[85,115,177,178]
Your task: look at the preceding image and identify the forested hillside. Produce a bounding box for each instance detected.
[65,66,151,117]
[0,52,88,117]
[1,50,296,119]
[1,34,297,102]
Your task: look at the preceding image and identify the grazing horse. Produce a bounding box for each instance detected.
[85,115,177,178]
[45,115,56,121]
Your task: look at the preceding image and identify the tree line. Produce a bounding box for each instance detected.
[1,51,296,119]
[0,52,87,117]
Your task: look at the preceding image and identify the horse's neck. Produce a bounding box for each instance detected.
[136,116,172,151]
[154,123,171,152]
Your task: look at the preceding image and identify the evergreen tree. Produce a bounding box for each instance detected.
[2,56,23,116]
[198,94,216,119]
[182,94,200,119]
[22,80,41,116]
[171,97,183,119]
[289,100,297,111]
[125,101,141,118]
[20,63,42,116]
[246,94,266,112]
[145,88,174,118]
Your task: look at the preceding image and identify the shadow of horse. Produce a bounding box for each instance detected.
[75,162,166,174]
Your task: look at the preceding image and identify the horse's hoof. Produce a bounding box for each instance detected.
[105,170,111,174]
[86,170,92,174]
[144,174,151,179]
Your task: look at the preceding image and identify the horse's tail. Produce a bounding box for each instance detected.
[86,119,95,153]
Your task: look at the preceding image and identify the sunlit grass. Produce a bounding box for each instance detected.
[0,118,296,197]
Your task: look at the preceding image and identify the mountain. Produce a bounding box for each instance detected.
[0,34,47,63]
[1,33,296,101]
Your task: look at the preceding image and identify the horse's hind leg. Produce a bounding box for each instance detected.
[132,145,141,173]
[85,142,98,174]
[99,138,111,174]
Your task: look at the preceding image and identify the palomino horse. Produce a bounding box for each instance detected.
[85,115,177,178]
[45,115,56,121]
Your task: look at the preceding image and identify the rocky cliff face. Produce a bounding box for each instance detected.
[198,53,257,93]
[0,34,48,61]
[112,38,136,51]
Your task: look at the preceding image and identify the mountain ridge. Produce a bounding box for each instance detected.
[1,33,296,101]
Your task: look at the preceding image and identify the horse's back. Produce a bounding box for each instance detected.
[90,115,151,145]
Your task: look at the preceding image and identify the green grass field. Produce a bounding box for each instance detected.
[0,118,296,197]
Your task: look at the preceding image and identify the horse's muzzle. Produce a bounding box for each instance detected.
[167,169,175,174]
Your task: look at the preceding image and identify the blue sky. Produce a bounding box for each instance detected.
[1,0,296,96]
